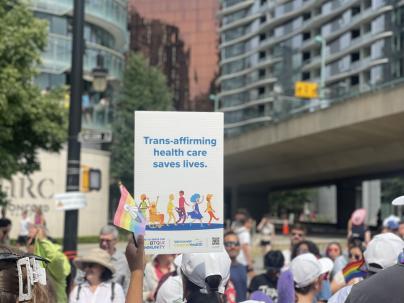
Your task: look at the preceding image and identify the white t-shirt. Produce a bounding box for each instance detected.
[69,281,125,303]
[236,227,251,266]
[19,218,30,236]
[156,275,183,303]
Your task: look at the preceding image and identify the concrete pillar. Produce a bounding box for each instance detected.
[336,180,361,229]
[362,180,381,226]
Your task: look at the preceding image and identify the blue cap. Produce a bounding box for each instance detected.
[250,291,273,303]
[387,220,399,230]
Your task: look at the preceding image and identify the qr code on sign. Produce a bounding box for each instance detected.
[212,237,220,246]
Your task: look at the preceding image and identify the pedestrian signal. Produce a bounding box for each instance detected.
[81,165,101,192]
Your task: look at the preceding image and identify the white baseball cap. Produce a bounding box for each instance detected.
[181,252,231,294]
[290,253,333,288]
[364,232,404,271]
[155,275,183,303]
[392,196,404,206]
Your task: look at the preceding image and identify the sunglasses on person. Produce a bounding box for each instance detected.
[349,254,362,261]
[224,241,240,248]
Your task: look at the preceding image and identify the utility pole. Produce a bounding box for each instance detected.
[63,0,85,261]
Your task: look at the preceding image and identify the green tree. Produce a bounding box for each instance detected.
[268,189,314,218]
[0,1,67,203]
[111,53,172,194]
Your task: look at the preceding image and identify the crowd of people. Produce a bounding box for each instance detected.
[0,197,403,303]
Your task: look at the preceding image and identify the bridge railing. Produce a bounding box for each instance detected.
[271,77,404,122]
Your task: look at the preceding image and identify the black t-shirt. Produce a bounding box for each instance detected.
[0,218,11,228]
[345,264,404,303]
[249,273,278,301]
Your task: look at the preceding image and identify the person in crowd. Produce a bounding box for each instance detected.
[99,225,131,292]
[181,251,231,303]
[291,240,332,302]
[232,210,254,275]
[399,220,404,239]
[154,255,183,303]
[0,207,12,245]
[17,209,31,247]
[143,254,175,302]
[224,231,247,302]
[290,253,331,303]
[291,240,320,260]
[0,245,55,303]
[282,223,306,268]
[249,250,284,301]
[329,232,404,303]
[27,224,71,303]
[331,243,364,293]
[325,242,347,280]
[385,218,400,234]
[34,206,46,226]
[347,208,371,246]
[69,248,125,303]
[257,214,275,254]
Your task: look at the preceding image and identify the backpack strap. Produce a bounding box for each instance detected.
[111,282,115,302]
[76,284,82,301]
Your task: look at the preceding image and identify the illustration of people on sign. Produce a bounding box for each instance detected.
[188,193,204,226]
[149,196,164,227]
[205,194,219,225]
[166,194,176,225]
[139,194,149,220]
[176,190,190,224]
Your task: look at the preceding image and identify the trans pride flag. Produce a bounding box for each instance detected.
[113,184,146,236]
[343,259,366,284]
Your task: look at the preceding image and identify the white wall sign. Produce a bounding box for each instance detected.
[134,111,224,254]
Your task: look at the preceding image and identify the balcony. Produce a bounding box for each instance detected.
[41,34,125,79]
[30,0,128,47]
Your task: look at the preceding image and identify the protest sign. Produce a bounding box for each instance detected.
[134,111,223,254]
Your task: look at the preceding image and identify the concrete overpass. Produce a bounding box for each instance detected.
[224,82,404,227]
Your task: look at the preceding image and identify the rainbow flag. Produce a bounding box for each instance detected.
[343,259,366,283]
[113,184,146,235]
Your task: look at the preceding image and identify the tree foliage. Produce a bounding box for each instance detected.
[268,189,314,217]
[111,53,172,194]
[0,1,67,203]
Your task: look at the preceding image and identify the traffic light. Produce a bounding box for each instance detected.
[81,165,101,192]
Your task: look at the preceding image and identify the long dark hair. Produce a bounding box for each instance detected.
[183,274,225,303]
[291,240,320,260]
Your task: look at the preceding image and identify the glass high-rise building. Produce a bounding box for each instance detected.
[29,0,128,129]
[218,0,404,135]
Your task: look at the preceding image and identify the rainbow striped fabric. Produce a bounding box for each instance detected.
[113,184,146,235]
[343,259,366,283]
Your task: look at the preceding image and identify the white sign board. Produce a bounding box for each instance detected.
[134,111,224,254]
[54,192,87,211]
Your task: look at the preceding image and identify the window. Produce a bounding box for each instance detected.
[260,15,267,23]
[303,12,311,21]
[302,71,310,80]
[259,69,266,78]
[351,52,360,62]
[259,33,266,41]
[351,29,360,39]
[302,52,311,62]
[258,87,266,95]
[303,32,311,41]
[352,6,361,16]
[259,51,266,59]
[350,75,359,85]
[258,104,266,114]
[261,0,267,5]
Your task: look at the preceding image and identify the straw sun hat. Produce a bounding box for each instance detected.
[74,248,116,274]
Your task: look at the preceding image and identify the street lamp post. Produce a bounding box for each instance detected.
[63,0,85,261]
